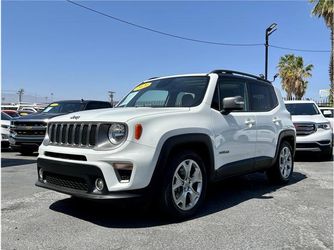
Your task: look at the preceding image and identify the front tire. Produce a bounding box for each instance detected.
[159,150,207,219]
[266,141,294,184]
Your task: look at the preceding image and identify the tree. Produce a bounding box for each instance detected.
[277,54,313,100]
[310,0,334,103]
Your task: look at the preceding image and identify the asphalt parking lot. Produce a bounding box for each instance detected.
[1,149,333,250]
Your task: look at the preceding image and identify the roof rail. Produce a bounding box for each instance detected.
[210,69,270,83]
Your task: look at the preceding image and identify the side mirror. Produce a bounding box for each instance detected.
[221,96,244,114]
[323,110,332,118]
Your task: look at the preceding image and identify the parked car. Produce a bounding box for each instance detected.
[18,110,36,116]
[285,100,333,159]
[10,100,112,155]
[36,69,296,218]
[19,107,38,113]
[319,106,334,127]
[319,106,334,146]
[1,112,12,148]
[2,110,20,118]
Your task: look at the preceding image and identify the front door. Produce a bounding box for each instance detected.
[211,76,256,177]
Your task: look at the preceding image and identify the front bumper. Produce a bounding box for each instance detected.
[296,141,332,152]
[296,129,332,152]
[36,158,146,200]
[9,135,44,150]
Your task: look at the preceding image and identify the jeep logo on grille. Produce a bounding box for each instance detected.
[70,115,80,120]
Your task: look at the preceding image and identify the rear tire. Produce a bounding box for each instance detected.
[159,150,207,219]
[266,141,294,184]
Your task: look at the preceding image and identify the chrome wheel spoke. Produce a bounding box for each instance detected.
[191,168,202,184]
[189,187,199,205]
[176,192,187,209]
[173,173,183,190]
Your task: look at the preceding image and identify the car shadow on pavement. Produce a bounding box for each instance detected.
[1,150,38,168]
[1,157,37,168]
[49,171,306,228]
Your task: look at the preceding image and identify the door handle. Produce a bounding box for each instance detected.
[245,119,256,126]
[273,117,281,124]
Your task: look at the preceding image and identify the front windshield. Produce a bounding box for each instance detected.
[285,103,320,115]
[42,102,83,114]
[117,76,209,108]
[10,112,20,118]
[1,112,12,120]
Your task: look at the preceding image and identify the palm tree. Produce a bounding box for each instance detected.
[310,0,334,103]
[277,54,314,100]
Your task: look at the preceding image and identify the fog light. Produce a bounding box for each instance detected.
[113,163,133,183]
[95,178,104,191]
[38,168,43,180]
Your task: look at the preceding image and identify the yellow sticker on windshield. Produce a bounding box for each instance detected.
[50,103,59,107]
[133,82,152,91]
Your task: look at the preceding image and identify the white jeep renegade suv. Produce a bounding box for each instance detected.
[36,70,296,218]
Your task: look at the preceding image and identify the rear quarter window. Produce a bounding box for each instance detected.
[248,82,278,112]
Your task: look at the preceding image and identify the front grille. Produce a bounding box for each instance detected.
[44,172,88,191]
[16,130,45,136]
[48,123,99,147]
[294,123,316,136]
[44,151,87,161]
[13,121,47,127]
[11,121,47,137]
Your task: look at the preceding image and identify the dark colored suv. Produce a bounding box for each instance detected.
[10,100,112,155]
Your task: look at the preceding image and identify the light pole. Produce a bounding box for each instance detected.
[265,23,277,80]
[108,91,115,107]
[17,89,24,104]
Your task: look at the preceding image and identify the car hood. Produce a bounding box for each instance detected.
[15,112,66,121]
[291,114,328,123]
[49,107,190,123]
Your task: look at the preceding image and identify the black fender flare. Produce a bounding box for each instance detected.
[272,129,296,165]
[148,133,215,190]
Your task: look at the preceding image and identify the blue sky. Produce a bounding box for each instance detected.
[2,0,331,102]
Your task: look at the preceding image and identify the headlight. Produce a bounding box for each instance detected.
[108,123,127,145]
[1,125,9,129]
[317,122,331,130]
[42,135,50,146]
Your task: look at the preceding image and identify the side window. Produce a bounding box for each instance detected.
[175,92,195,107]
[248,82,277,112]
[270,87,279,108]
[219,78,247,111]
[211,84,220,111]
